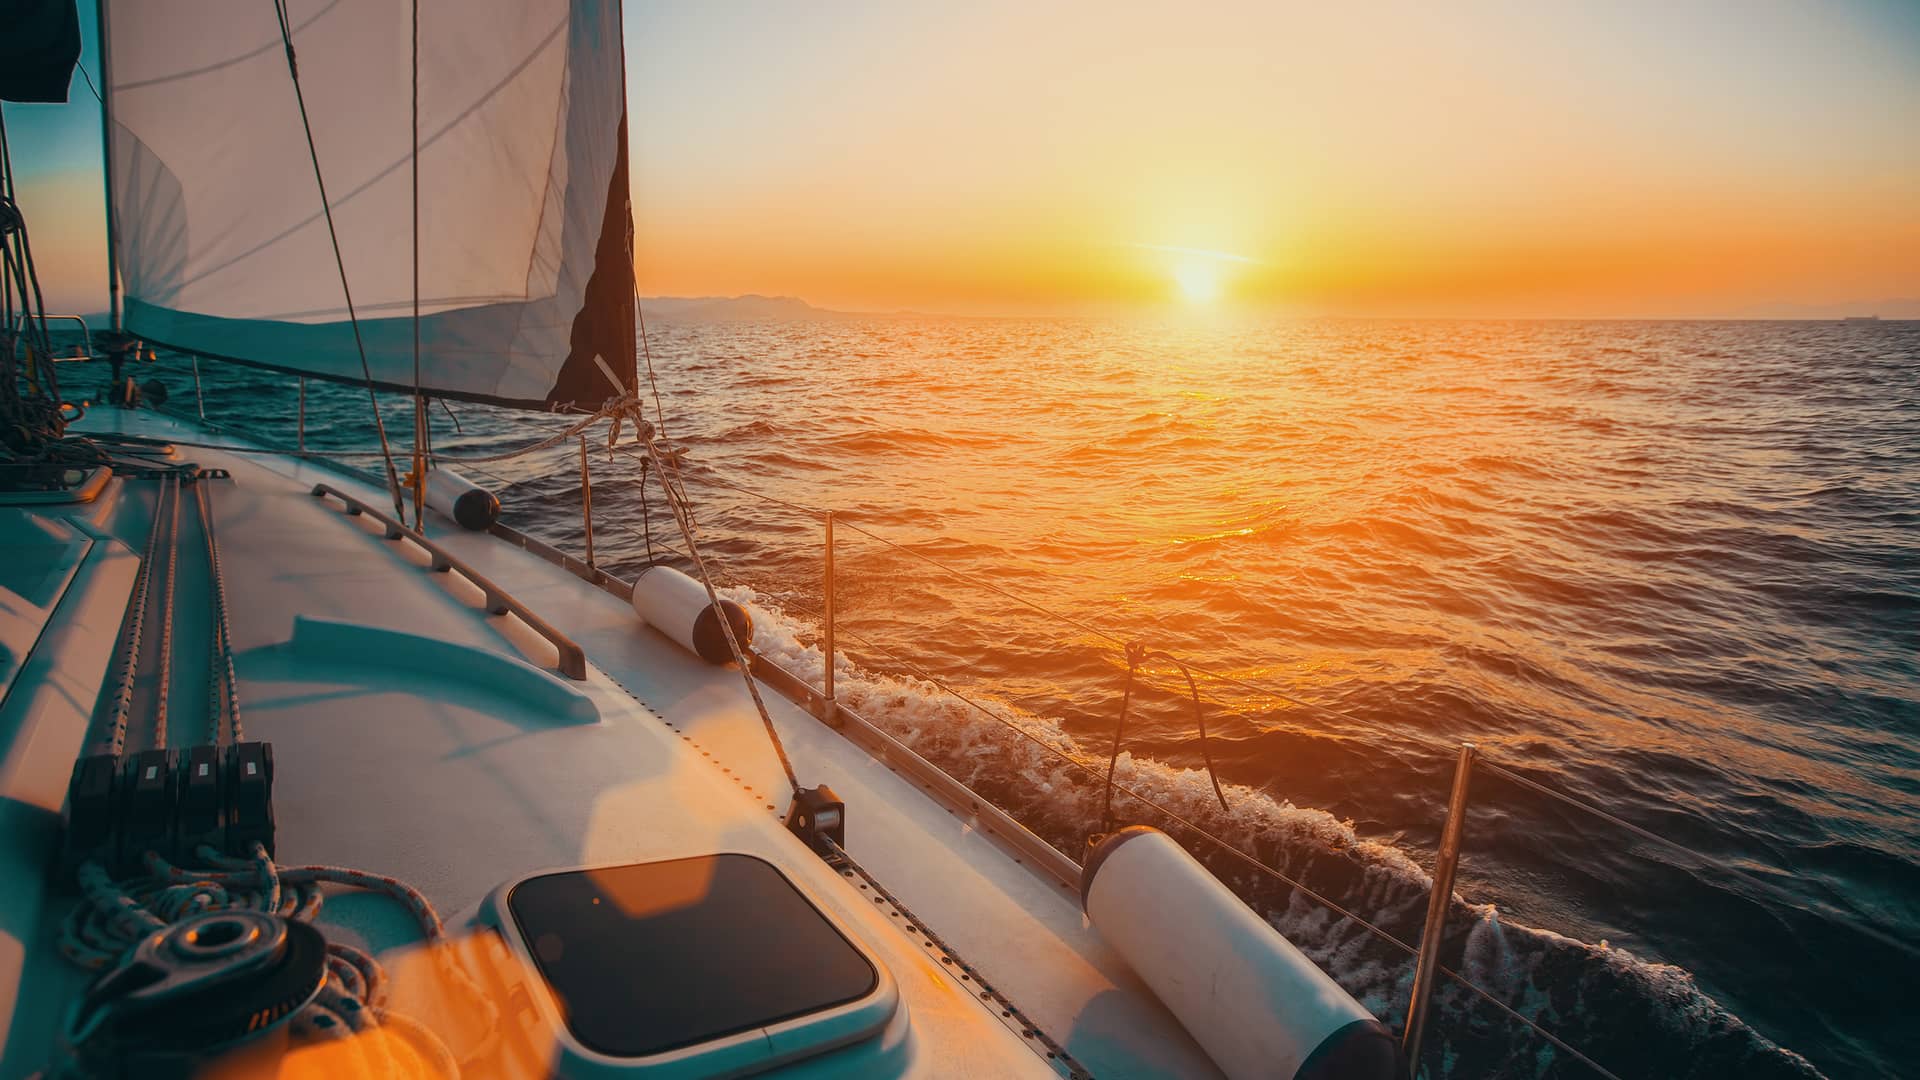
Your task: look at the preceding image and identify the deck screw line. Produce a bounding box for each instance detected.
[821,837,1092,1080]
[599,667,1085,1076]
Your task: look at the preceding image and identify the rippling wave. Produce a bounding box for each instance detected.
[132,317,1919,1077]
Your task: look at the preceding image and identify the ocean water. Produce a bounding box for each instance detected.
[113,317,1917,1078]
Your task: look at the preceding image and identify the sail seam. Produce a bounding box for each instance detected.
[168,17,568,297]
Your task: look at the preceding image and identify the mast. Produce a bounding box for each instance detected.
[93,0,120,331]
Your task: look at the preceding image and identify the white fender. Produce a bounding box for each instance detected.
[425,468,500,531]
[1082,826,1402,1080]
[630,564,753,665]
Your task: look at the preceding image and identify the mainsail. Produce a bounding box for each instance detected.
[100,0,635,411]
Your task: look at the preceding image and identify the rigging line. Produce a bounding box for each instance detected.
[644,440,801,794]
[634,293,670,442]
[425,403,632,465]
[153,473,181,749]
[609,445,825,519]
[820,627,1612,1078]
[1434,965,1625,1080]
[136,382,1838,949]
[825,620,1420,957]
[836,517,1124,646]
[0,112,59,394]
[836,506,1414,743]
[408,0,424,533]
[1144,647,1230,812]
[198,479,244,744]
[1100,643,1142,833]
[122,410,1879,974]
[94,475,170,757]
[639,454,654,562]
[268,0,406,524]
[75,60,103,104]
[602,512,692,566]
[1479,759,1920,962]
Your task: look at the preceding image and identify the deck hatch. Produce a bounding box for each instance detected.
[506,854,880,1059]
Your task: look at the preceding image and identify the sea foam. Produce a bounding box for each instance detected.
[729,585,1823,1079]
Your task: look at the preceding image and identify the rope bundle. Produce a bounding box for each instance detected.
[54,844,494,1079]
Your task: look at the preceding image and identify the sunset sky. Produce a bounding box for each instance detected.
[8,0,1920,317]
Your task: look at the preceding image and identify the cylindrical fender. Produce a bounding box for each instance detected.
[630,564,753,665]
[1083,826,1403,1080]
[424,468,500,531]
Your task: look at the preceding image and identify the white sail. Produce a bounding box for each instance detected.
[101,0,634,410]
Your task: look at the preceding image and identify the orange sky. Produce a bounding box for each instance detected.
[10,1,1920,318]
[627,2,1920,317]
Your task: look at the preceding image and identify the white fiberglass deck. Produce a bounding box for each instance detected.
[0,406,1219,1078]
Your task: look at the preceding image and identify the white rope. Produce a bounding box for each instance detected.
[641,436,801,793]
[428,393,647,466]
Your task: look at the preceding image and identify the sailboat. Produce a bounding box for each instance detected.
[1,2,1412,1077]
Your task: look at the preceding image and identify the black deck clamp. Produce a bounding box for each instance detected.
[61,754,123,879]
[119,750,177,878]
[174,745,226,861]
[224,742,276,860]
[59,741,276,884]
[783,785,846,858]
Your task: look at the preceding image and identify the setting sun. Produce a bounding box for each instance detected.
[1173,259,1221,305]
[0,3,1913,1078]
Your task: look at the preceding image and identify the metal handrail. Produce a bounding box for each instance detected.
[308,481,588,680]
[10,313,95,362]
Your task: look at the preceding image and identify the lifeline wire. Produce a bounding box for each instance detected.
[121,372,1856,1069]
[268,0,407,524]
[817,618,1623,1078]
[149,388,1902,965]
[643,437,801,794]
[408,0,426,532]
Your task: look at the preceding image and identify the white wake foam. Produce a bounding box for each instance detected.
[728,585,1821,1077]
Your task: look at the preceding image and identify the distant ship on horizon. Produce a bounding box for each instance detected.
[1842,314,1881,322]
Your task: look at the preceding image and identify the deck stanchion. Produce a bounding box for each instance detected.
[297,377,306,451]
[822,510,837,722]
[579,436,595,570]
[192,355,206,419]
[1403,742,1476,1072]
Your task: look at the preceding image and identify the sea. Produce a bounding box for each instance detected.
[89,316,1917,1078]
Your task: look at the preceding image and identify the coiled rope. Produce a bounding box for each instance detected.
[54,843,492,1079]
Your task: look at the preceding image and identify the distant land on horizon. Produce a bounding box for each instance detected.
[639,294,866,323]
